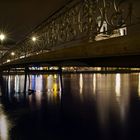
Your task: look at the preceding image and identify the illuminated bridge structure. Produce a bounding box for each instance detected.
[1,0,140,70]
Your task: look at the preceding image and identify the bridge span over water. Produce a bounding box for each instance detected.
[1,0,140,70]
[1,33,140,69]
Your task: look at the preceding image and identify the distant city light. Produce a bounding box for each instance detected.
[0,33,5,41]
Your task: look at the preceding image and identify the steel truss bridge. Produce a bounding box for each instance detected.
[1,0,140,70]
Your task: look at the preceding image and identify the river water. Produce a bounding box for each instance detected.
[0,73,140,140]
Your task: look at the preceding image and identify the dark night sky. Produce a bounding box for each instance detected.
[0,0,69,43]
[0,0,140,44]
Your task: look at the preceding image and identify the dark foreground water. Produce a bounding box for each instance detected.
[0,73,140,140]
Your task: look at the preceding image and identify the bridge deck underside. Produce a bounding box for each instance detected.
[1,33,140,69]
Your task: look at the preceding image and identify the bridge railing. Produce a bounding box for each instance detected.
[2,0,140,64]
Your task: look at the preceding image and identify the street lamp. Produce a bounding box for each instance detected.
[0,33,6,64]
[0,33,5,41]
[32,36,37,42]
[11,52,16,61]
[6,59,10,63]
[11,52,15,56]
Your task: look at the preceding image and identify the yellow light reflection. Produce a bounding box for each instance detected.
[46,74,62,103]
[53,83,58,97]
[79,74,83,101]
[54,74,57,79]
[115,74,121,98]
[79,74,83,95]
[93,74,96,94]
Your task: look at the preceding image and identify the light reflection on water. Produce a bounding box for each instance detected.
[68,73,134,128]
[0,104,11,140]
[1,73,140,139]
[92,74,96,94]
[28,74,62,108]
[115,73,121,98]
[3,74,62,104]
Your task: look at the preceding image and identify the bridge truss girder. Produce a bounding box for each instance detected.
[2,0,140,64]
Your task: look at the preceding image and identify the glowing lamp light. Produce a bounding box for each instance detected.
[32,36,37,42]
[0,34,5,41]
[7,59,10,63]
[11,52,15,56]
